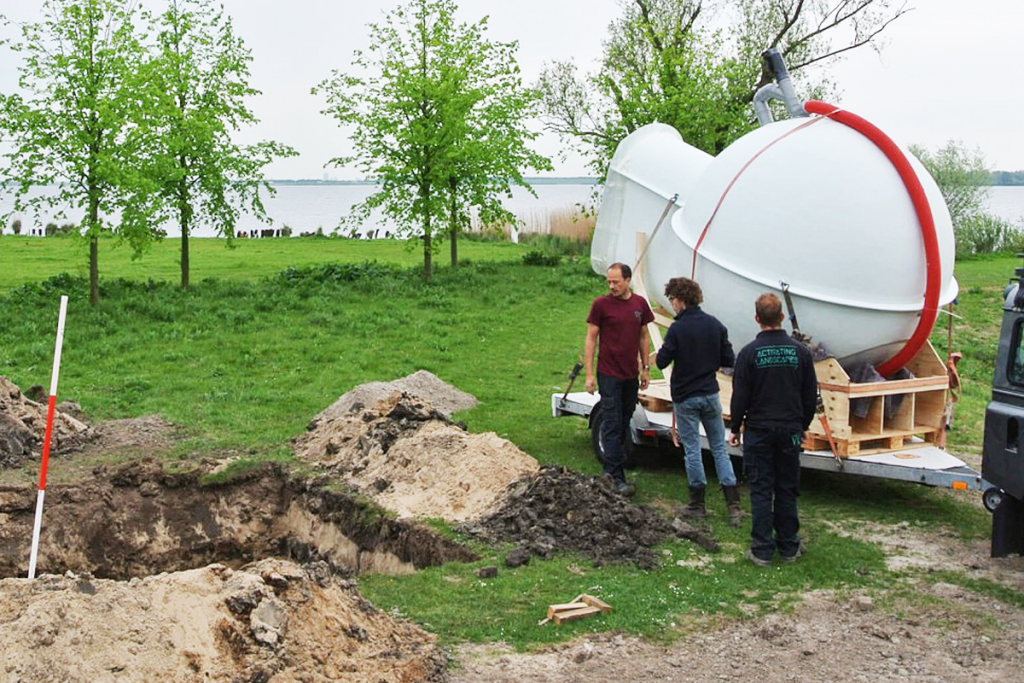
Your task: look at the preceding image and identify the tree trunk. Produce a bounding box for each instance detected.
[181,228,190,289]
[449,204,459,269]
[448,178,459,268]
[89,236,99,307]
[88,191,100,307]
[178,176,192,289]
[424,220,433,282]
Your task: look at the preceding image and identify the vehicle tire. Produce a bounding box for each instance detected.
[983,486,1004,513]
[590,402,636,468]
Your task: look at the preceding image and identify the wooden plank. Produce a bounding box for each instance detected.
[580,594,613,613]
[546,602,587,620]
[552,606,603,625]
[818,376,949,396]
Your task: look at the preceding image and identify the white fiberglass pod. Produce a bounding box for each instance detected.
[593,114,959,372]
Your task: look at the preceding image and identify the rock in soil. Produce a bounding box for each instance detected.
[462,466,715,569]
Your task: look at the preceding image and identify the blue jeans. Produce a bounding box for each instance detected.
[742,427,802,561]
[597,373,638,483]
[673,394,736,488]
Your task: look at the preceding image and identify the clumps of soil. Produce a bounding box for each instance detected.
[462,466,716,569]
[0,376,93,468]
[0,558,446,683]
[295,376,539,522]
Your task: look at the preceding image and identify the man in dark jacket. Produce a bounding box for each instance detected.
[729,293,818,566]
[654,277,741,525]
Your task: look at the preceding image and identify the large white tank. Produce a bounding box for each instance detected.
[592,111,959,373]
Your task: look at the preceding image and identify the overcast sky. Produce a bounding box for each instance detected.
[0,0,1019,179]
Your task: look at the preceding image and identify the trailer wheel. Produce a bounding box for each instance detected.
[983,487,1004,514]
[590,402,635,468]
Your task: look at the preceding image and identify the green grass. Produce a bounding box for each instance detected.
[0,234,526,291]
[360,526,888,646]
[0,236,1018,649]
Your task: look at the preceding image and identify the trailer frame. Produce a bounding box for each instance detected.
[552,390,991,493]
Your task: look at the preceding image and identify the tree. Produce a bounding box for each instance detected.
[314,0,550,279]
[431,18,552,267]
[143,0,295,288]
[0,0,156,306]
[537,0,910,176]
[911,141,1018,256]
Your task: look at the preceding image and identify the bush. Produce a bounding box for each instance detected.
[522,250,562,266]
[10,218,21,235]
[955,213,1021,256]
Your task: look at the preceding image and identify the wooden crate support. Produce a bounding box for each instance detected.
[802,341,948,457]
[645,342,948,459]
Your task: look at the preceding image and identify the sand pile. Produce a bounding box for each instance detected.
[0,558,445,683]
[0,376,93,468]
[462,466,718,568]
[295,373,538,522]
[314,369,478,420]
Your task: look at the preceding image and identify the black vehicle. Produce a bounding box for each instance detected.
[983,256,1024,556]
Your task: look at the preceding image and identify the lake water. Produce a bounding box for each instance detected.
[3,182,1024,238]
[0,182,599,239]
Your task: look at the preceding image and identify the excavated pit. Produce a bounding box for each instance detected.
[0,459,476,581]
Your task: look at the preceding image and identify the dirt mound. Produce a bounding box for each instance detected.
[0,376,93,468]
[461,466,716,568]
[296,390,539,522]
[315,369,478,421]
[0,558,446,683]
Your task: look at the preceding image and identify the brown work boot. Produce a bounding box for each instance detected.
[675,485,706,520]
[722,485,743,528]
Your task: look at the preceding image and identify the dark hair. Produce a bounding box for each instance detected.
[755,293,784,327]
[663,277,702,307]
[608,262,632,280]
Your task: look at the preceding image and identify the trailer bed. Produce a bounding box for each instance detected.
[552,391,988,492]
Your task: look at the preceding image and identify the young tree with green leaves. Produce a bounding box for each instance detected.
[314,0,550,279]
[0,0,156,306]
[144,0,295,288]
[911,141,1019,256]
[538,0,910,176]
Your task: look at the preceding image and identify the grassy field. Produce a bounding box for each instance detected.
[0,235,1012,647]
[0,234,527,290]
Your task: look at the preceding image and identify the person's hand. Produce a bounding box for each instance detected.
[728,432,741,447]
[585,375,596,394]
[640,367,650,390]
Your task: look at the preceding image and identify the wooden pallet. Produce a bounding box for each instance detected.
[644,345,948,459]
[804,341,948,457]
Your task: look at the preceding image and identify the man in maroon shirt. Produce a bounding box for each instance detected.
[585,263,654,496]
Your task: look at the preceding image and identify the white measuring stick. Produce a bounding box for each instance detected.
[28,295,68,580]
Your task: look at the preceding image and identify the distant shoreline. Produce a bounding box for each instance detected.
[267,177,599,186]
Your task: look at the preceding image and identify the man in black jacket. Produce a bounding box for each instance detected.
[654,277,741,525]
[728,293,818,567]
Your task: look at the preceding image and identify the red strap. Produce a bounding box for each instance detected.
[804,101,942,378]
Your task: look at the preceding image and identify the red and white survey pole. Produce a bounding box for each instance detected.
[28,294,68,580]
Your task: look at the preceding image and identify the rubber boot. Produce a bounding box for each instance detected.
[723,485,743,528]
[678,485,706,520]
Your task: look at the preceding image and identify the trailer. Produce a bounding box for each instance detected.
[551,387,992,497]
[561,48,997,510]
